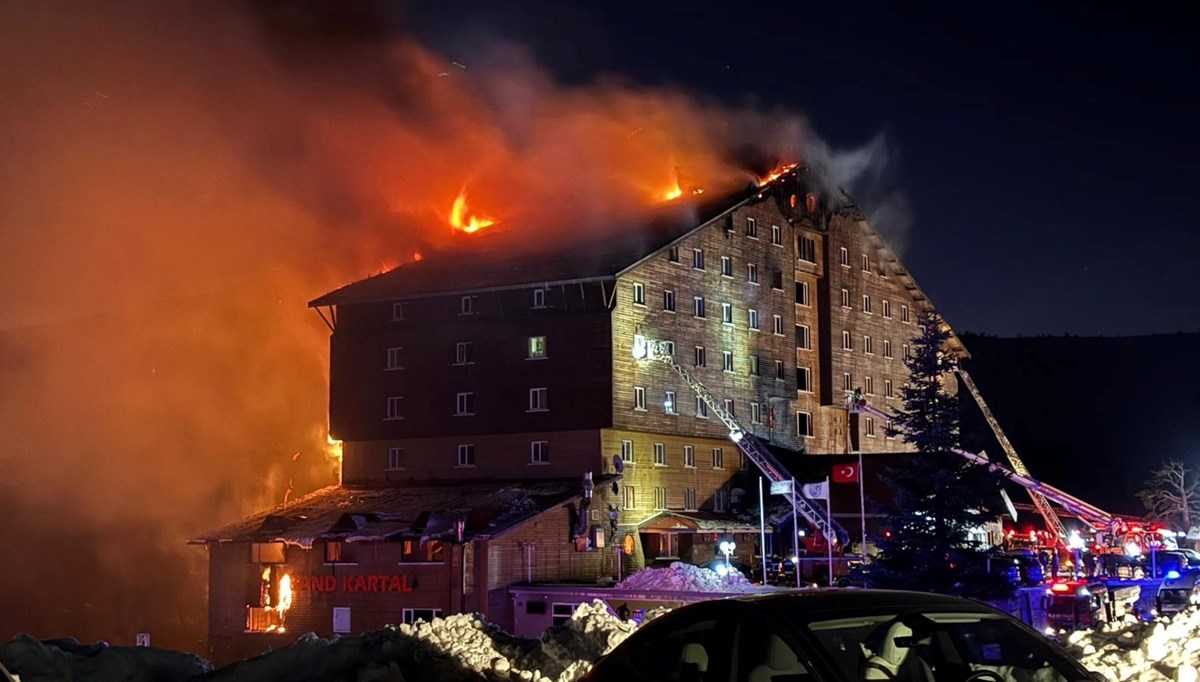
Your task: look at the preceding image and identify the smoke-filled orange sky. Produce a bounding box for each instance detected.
[0,0,879,651]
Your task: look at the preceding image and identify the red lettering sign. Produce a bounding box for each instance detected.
[293,575,413,593]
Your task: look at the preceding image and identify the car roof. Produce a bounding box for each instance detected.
[725,589,999,621]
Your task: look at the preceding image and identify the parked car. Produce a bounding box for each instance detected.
[580,590,1099,682]
[1156,570,1200,617]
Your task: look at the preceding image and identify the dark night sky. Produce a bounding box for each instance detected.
[406,1,1199,337]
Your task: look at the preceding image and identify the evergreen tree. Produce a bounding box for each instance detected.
[865,311,1011,598]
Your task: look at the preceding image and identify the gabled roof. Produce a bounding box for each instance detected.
[189,477,615,548]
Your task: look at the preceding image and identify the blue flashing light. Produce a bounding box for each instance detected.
[1166,570,1182,580]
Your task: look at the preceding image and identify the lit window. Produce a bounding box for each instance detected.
[694,346,706,367]
[721,256,733,277]
[797,324,812,350]
[840,247,850,267]
[862,253,870,272]
[664,390,677,414]
[528,336,547,359]
[746,217,758,238]
[773,315,784,335]
[386,346,403,370]
[529,387,548,412]
[750,402,762,424]
[391,301,410,321]
[455,341,474,365]
[747,263,759,284]
[533,288,547,309]
[663,289,676,312]
[771,224,782,245]
[862,294,872,314]
[693,297,706,318]
[460,296,475,315]
[654,443,666,466]
[684,446,696,468]
[455,392,475,416]
[457,444,476,467]
[722,351,733,372]
[797,366,812,392]
[632,282,646,305]
[712,447,724,469]
[385,396,403,420]
[796,411,814,437]
[621,440,634,463]
[882,300,891,318]
[722,302,733,324]
[840,289,851,308]
[749,309,760,330]
[795,281,810,306]
[387,447,405,470]
[798,236,816,263]
[530,441,550,464]
[842,330,852,350]
[693,248,705,270]
[864,335,874,355]
[634,386,646,411]
[696,396,708,418]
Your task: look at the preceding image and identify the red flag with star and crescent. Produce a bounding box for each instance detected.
[833,463,859,483]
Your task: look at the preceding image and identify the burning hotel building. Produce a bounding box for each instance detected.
[193,166,956,663]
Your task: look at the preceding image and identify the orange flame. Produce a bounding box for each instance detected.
[661,176,683,202]
[448,188,496,234]
[757,162,799,187]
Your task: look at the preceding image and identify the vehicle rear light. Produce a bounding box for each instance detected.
[1050,583,1071,593]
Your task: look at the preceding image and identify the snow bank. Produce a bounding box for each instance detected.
[615,561,762,592]
[0,634,209,682]
[1059,608,1200,681]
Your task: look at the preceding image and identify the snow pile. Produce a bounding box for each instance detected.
[1059,608,1200,681]
[0,635,209,682]
[531,600,642,681]
[615,561,761,592]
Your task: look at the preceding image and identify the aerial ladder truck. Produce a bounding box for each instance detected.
[846,369,1125,550]
[632,334,849,547]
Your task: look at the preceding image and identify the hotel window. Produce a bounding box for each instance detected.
[797,366,812,392]
[693,296,706,318]
[386,346,403,371]
[455,341,474,365]
[696,396,709,418]
[842,330,852,350]
[749,355,761,376]
[903,343,911,360]
[864,335,874,354]
[722,302,733,324]
[721,256,733,277]
[250,542,286,564]
[796,324,812,350]
[723,399,735,417]
[324,541,348,564]
[663,289,676,312]
[668,245,680,263]
[773,314,784,335]
[624,485,637,509]
[747,263,759,284]
[530,441,550,464]
[402,608,442,626]
[885,379,894,398]
[796,411,814,437]
[684,488,697,510]
[866,417,877,437]
[882,300,891,318]
[693,248,705,270]
[843,373,852,391]
[385,396,403,420]
[694,345,706,367]
[532,288,546,309]
[865,376,875,395]
[840,288,851,308]
[632,282,646,305]
[528,335,547,359]
[457,444,476,467]
[795,281,810,306]
[748,308,760,330]
[663,340,676,356]
[391,301,410,321]
[621,440,635,463]
[387,447,405,470]
[529,387,548,412]
[798,236,816,263]
[862,253,870,272]
[664,390,677,414]
[750,402,762,424]
[901,305,910,323]
[771,224,783,245]
[684,445,696,468]
[654,487,667,510]
[883,339,893,358]
[460,296,476,315]
[634,386,647,411]
[775,360,785,380]
[654,442,666,466]
[712,447,724,469]
[746,217,758,238]
[455,392,475,416]
[722,351,734,372]
[714,488,729,513]
[772,269,784,289]
[862,294,872,314]
[840,247,850,267]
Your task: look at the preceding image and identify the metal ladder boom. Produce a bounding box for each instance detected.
[635,337,848,544]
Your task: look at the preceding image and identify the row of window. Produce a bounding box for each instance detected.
[386,439,553,470]
[385,387,549,421]
[623,485,729,512]
[839,247,888,276]
[837,289,910,321]
[839,332,910,359]
[840,372,899,401]
[620,440,727,468]
[386,336,549,371]
[390,286,562,321]
[634,382,809,420]
[664,219,818,265]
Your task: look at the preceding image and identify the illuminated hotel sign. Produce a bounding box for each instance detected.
[293,575,413,593]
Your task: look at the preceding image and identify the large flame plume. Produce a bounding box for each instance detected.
[448,188,497,234]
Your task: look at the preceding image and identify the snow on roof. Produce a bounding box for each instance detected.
[639,510,769,533]
[190,478,615,549]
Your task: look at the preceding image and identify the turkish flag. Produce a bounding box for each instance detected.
[833,463,859,483]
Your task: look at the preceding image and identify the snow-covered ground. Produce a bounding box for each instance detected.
[7,598,1200,681]
[614,560,766,592]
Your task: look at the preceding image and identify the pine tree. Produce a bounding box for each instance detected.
[865,311,1011,598]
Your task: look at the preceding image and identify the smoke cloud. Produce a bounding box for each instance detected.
[0,0,899,651]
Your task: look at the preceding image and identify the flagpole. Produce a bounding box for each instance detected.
[825,476,834,587]
[792,478,800,589]
[859,452,867,563]
[759,476,767,585]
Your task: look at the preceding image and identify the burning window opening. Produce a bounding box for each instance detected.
[448,188,496,234]
[246,566,293,634]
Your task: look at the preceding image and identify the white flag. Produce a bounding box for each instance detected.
[803,480,828,500]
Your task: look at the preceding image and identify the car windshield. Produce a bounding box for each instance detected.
[803,611,1088,682]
